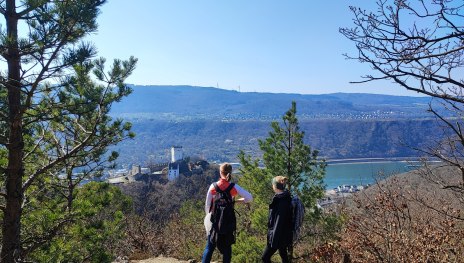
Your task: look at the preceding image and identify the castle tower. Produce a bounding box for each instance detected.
[171,146,183,162]
[131,165,141,176]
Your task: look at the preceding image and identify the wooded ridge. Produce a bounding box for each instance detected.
[109,86,442,165]
[111,85,436,121]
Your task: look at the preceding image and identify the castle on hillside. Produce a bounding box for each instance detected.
[107,145,209,184]
[168,146,183,180]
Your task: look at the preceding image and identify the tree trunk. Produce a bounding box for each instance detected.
[1,0,24,262]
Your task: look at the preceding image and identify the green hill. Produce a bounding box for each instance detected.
[109,85,443,166]
[111,85,434,120]
[113,118,440,165]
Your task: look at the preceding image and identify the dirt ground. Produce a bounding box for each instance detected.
[128,257,197,263]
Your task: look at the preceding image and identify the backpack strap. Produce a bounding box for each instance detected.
[213,182,222,193]
[211,182,235,213]
[213,182,235,194]
[225,183,235,193]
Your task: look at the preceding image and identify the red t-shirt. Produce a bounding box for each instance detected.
[210,178,238,197]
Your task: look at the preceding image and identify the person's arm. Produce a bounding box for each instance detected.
[204,185,213,214]
[234,184,253,203]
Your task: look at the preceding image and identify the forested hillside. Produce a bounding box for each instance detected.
[113,118,440,165]
[107,85,444,166]
[111,85,434,120]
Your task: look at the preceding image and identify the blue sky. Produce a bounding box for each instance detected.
[90,1,421,96]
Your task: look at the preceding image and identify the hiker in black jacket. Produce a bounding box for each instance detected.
[262,176,293,263]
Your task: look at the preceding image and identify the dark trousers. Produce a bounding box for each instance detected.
[261,244,289,263]
[202,234,232,263]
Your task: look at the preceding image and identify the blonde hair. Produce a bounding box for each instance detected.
[272,176,288,190]
[220,163,233,182]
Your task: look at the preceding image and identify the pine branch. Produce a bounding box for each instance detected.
[21,217,75,256]
[22,117,100,192]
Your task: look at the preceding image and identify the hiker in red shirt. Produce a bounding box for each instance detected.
[202,163,253,263]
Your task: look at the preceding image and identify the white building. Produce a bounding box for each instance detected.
[168,162,180,181]
[131,165,141,176]
[171,146,183,162]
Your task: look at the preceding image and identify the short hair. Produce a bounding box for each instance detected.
[272,176,288,190]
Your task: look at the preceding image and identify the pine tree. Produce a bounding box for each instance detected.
[0,1,137,261]
[260,101,325,205]
[238,101,326,261]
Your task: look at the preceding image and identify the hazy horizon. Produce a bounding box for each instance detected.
[90,1,420,97]
[127,84,428,97]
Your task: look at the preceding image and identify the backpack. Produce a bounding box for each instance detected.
[209,182,236,245]
[291,194,305,243]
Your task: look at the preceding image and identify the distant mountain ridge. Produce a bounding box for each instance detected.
[111,85,433,120]
[109,85,443,165]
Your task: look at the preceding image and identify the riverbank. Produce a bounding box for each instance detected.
[325,157,423,165]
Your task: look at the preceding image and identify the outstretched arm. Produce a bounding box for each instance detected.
[234,184,253,203]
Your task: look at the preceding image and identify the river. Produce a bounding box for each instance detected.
[324,160,421,189]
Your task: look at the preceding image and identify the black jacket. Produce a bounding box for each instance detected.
[267,190,293,248]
